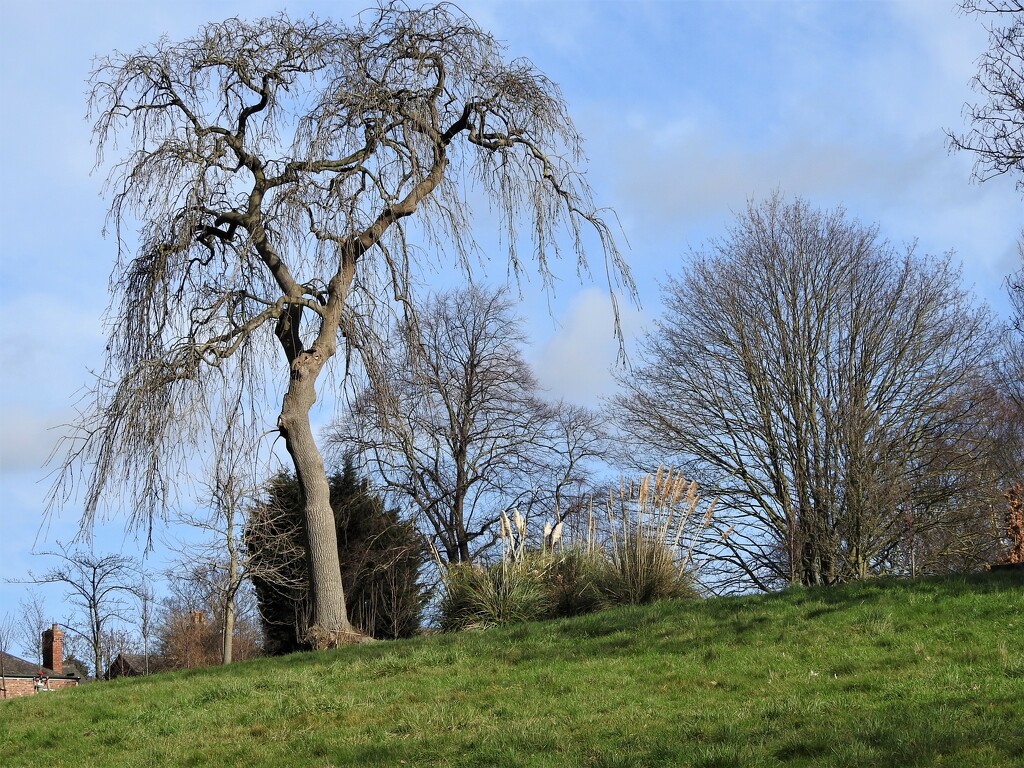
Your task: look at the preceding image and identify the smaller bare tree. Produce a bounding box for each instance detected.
[13,588,49,666]
[155,564,263,669]
[337,285,609,564]
[166,385,297,663]
[0,612,15,699]
[26,545,142,680]
[135,577,157,676]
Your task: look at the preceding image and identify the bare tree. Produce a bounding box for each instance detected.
[949,1,1024,190]
[1012,240,1024,337]
[0,612,14,699]
[50,2,632,647]
[155,564,263,669]
[335,285,608,563]
[165,384,266,664]
[612,196,1004,591]
[527,401,612,532]
[947,3,1024,496]
[135,577,156,676]
[26,545,142,680]
[13,588,49,665]
[1002,241,1024,417]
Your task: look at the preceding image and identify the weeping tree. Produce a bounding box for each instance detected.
[49,2,632,645]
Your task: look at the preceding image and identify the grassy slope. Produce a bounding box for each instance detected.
[1,571,1021,768]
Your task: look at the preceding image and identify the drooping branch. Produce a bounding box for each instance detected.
[58,2,633,642]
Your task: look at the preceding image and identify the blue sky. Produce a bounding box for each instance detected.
[0,0,1020,636]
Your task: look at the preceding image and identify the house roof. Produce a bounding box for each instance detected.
[0,651,79,679]
[107,653,175,676]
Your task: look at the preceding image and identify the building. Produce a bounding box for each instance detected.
[0,625,81,699]
[105,652,174,679]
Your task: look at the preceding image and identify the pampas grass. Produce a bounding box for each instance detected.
[438,469,716,630]
[438,560,551,632]
[594,466,711,605]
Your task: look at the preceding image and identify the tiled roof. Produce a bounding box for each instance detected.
[0,651,78,679]
[107,653,174,676]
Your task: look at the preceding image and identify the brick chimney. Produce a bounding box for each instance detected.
[42,624,63,675]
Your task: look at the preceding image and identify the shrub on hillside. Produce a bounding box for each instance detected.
[247,460,430,651]
[438,469,714,630]
[546,547,606,617]
[596,530,698,605]
[438,559,552,631]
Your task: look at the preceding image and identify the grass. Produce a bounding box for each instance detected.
[2,570,1021,767]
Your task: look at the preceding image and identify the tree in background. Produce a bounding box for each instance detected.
[612,196,1004,591]
[25,546,142,680]
[154,563,264,669]
[13,589,49,666]
[1012,243,1024,339]
[52,2,632,647]
[338,286,607,563]
[165,384,282,664]
[242,473,309,655]
[949,1,1024,190]
[247,461,430,652]
[951,2,1024,495]
[134,578,157,676]
[158,609,219,671]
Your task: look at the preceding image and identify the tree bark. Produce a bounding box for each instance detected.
[222,599,235,665]
[278,348,354,645]
[222,541,236,664]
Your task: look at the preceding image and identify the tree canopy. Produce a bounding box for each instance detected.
[612,196,1005,591]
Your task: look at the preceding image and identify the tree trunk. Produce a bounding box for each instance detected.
[93,615,102,681]
[222,599,235,664]
[223,504,237,664]
[278,349,354,646]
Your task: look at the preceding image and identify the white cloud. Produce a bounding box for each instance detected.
[530,288,645,405]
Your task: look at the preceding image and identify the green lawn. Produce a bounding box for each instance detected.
[2,571,1021,767]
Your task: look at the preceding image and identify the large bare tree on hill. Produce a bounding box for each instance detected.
[50,3,632,644]
[613,196,1003,591]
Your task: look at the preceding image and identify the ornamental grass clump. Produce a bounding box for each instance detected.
[595,467,714,605]
[545,547,606,617]
[438,470,716,630]
[437,560,551,631]
[438,509,552,631]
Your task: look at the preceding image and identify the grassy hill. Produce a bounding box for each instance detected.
[2,571,1021,767]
